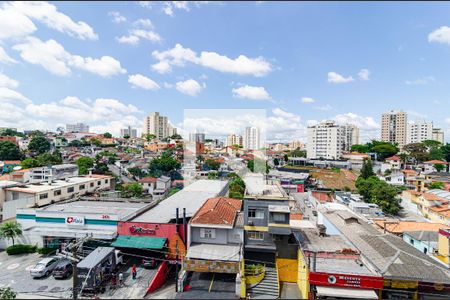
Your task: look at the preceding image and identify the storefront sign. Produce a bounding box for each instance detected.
[309,272,383,289]
[129,225,156,235]
[65,216,85,226]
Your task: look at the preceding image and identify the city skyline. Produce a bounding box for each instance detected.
[1,2,450,142]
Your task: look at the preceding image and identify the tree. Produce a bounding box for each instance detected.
[68,140,82,147]
[422,140,442,150]
[21,158,40,169]
[123,134,130,139]
[273,158,280,166]
[371,142,399,161]
[356,176,400,215]
[360,159,375,179]
[404,143,428,163]
[128,167,145,178]
[440,143,450,162]
[284,154,289,162]
[90,138,102,147]
[428,148,444,161]
[398,153,409,169]
[0,141,23,160]
[1,128,24,137]
[290,149,306,157]
[207,171,218,179]
[36,152,63,166]
[434,164,446,172]
[28,136,50,154]
[351,144,370,153]
[0,221,22,245]
[170,134,183,140]
[429,181,444,189]
[0,287,16,299]
[121,182,143,198]
[203,159,220,171]
[144,134,156,142]
[103,132,112,138]
[148,153,181,178]
[229,176,246,199]
[76,156,95,175]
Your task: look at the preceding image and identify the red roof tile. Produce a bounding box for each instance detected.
[138,177,157,184]
[190,197,242,226]
[424,160,448,165]
[311,191,334,203]
[386,155,400,161]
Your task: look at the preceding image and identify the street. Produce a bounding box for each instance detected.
[108,164,134,183]
[291,192,317,223]
[0,252,72,299]
[399,197,430,222]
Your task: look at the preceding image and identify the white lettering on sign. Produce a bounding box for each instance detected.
[65,216,85,226]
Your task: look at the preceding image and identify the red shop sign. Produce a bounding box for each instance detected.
[309,272,383,289]
[129,225,157,235]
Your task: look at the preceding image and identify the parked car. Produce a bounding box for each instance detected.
[142,258,157,269]
[30,257,60,278]
[53,259,73,279]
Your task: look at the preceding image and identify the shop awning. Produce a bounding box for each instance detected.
[186,243,241,262]
[111,235,167,250]
[24,226,117,240]
[315,286,378,299]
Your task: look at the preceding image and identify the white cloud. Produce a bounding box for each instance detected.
[128,74,160,90]
[108,11,126,23]
[232,85,271,100]
[151,43,272,76]
[327,71,354,83]
[151,61,172,74]
[301,97,315,103]
[161,1,215,16]
[13,37,126,77]
[405,76,435,85]
[314,104,333,111]
[0,87,30,104]
[138,1,152,8]
[0,5,36,40]
[0,46,17,64]
[332,112,380,143]
[428,26,450,45]
[176,79,204,96]
[358,69,370,81]
[0,73,19,88]
[3,1,97,40]
[115,18,160,45]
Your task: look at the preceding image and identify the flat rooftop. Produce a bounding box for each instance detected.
[38,200,149,221]
[297,228,355,253]
[132,180,228,223]
[315,257,375,276]
[244,174,286,198]
[5,176,111,194]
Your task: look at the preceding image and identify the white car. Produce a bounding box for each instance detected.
[30,257,60,278]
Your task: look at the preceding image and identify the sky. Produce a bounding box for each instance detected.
[1,1,450,143]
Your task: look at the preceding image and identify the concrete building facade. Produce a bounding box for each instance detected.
[407,122,433,144]
[381,110,407,149]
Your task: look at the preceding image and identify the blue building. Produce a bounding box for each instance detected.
[403,231,438,255]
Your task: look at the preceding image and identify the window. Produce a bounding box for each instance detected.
[97,181,101,186]
[272,213,286,222]
[248,209,264,219]
[54,190,61,196]
[248,231,264,241]
[105,179,109,184]
[79,184,85,190]
[200,228,216,239]
[12,192,19,200]
[67,187,74,193]
[90,182,94,187]
[272,234,283,242]
[39,193,48,200]
[410,239,414,245]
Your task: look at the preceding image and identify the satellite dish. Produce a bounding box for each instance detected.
[13,166,22,171]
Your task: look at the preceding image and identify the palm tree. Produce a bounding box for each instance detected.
[398,153,409,169]
[0,221,22,245]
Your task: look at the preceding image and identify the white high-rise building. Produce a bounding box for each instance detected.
[381,111,407,149]
[307,120,350,159]
[342,124,360,151]
[244,127,261,150]
[432,128,445,144]
[407,122,433,144]
[66,123,89,133]
[143,112,176,140]
[120,126,137,138]
[189,133,206,143]
[226,134,243,147]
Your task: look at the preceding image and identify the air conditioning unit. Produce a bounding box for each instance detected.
[248,220,254,226]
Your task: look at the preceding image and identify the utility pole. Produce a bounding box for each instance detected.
[72,240,78,299]
[175,239,179,293]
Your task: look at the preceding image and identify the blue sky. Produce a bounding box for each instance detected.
[1,1,450,142]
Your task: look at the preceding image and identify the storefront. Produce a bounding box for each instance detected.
[309,271,383,299]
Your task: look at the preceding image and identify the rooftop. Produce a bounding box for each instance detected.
[323,210,450,282]
[404,231,439,243]
[296,228,355,253]
[315,257,375,276]
[37,200,149,221]
[190,197,242,227]
[138,177,157,184]
[132,180,228,223]
[373,220,450,234]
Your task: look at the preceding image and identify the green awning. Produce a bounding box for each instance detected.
[111,236,167,250]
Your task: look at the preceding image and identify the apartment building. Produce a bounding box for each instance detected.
[120,126,137,138]
[244,126,261,150]
[226,134,243,147]
[307,120,356,159]
[66,123,89,133]
[381,110,407,149]
[143,112,176,140]
[432,128,445,144]
[407,122,433,144]
[189,133,205,143]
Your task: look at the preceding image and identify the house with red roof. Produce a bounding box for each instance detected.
[184,197,243,274]
[381,155,402,173]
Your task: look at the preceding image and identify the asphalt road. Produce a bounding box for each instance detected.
[108,164,134,183]
[291,192,317,223]
[0,252,72,299]
[176,272,238,299]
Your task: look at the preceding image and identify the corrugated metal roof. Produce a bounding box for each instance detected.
[77,247,115,269]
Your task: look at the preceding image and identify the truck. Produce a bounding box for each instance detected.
[76,247,123,295]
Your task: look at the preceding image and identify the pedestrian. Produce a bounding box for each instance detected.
[118,272,123,286]
[131,264,137,280]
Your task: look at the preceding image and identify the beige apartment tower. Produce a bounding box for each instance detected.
[381,111,407,149]
[143,112,176,140]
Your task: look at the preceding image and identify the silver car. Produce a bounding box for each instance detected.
[30,257,60,278]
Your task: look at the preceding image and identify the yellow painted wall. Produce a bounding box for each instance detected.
[297,249,309,299]
[438,233,450,264]
[276,258,298,283]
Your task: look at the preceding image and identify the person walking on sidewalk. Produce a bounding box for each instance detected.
[131,264,137,280]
